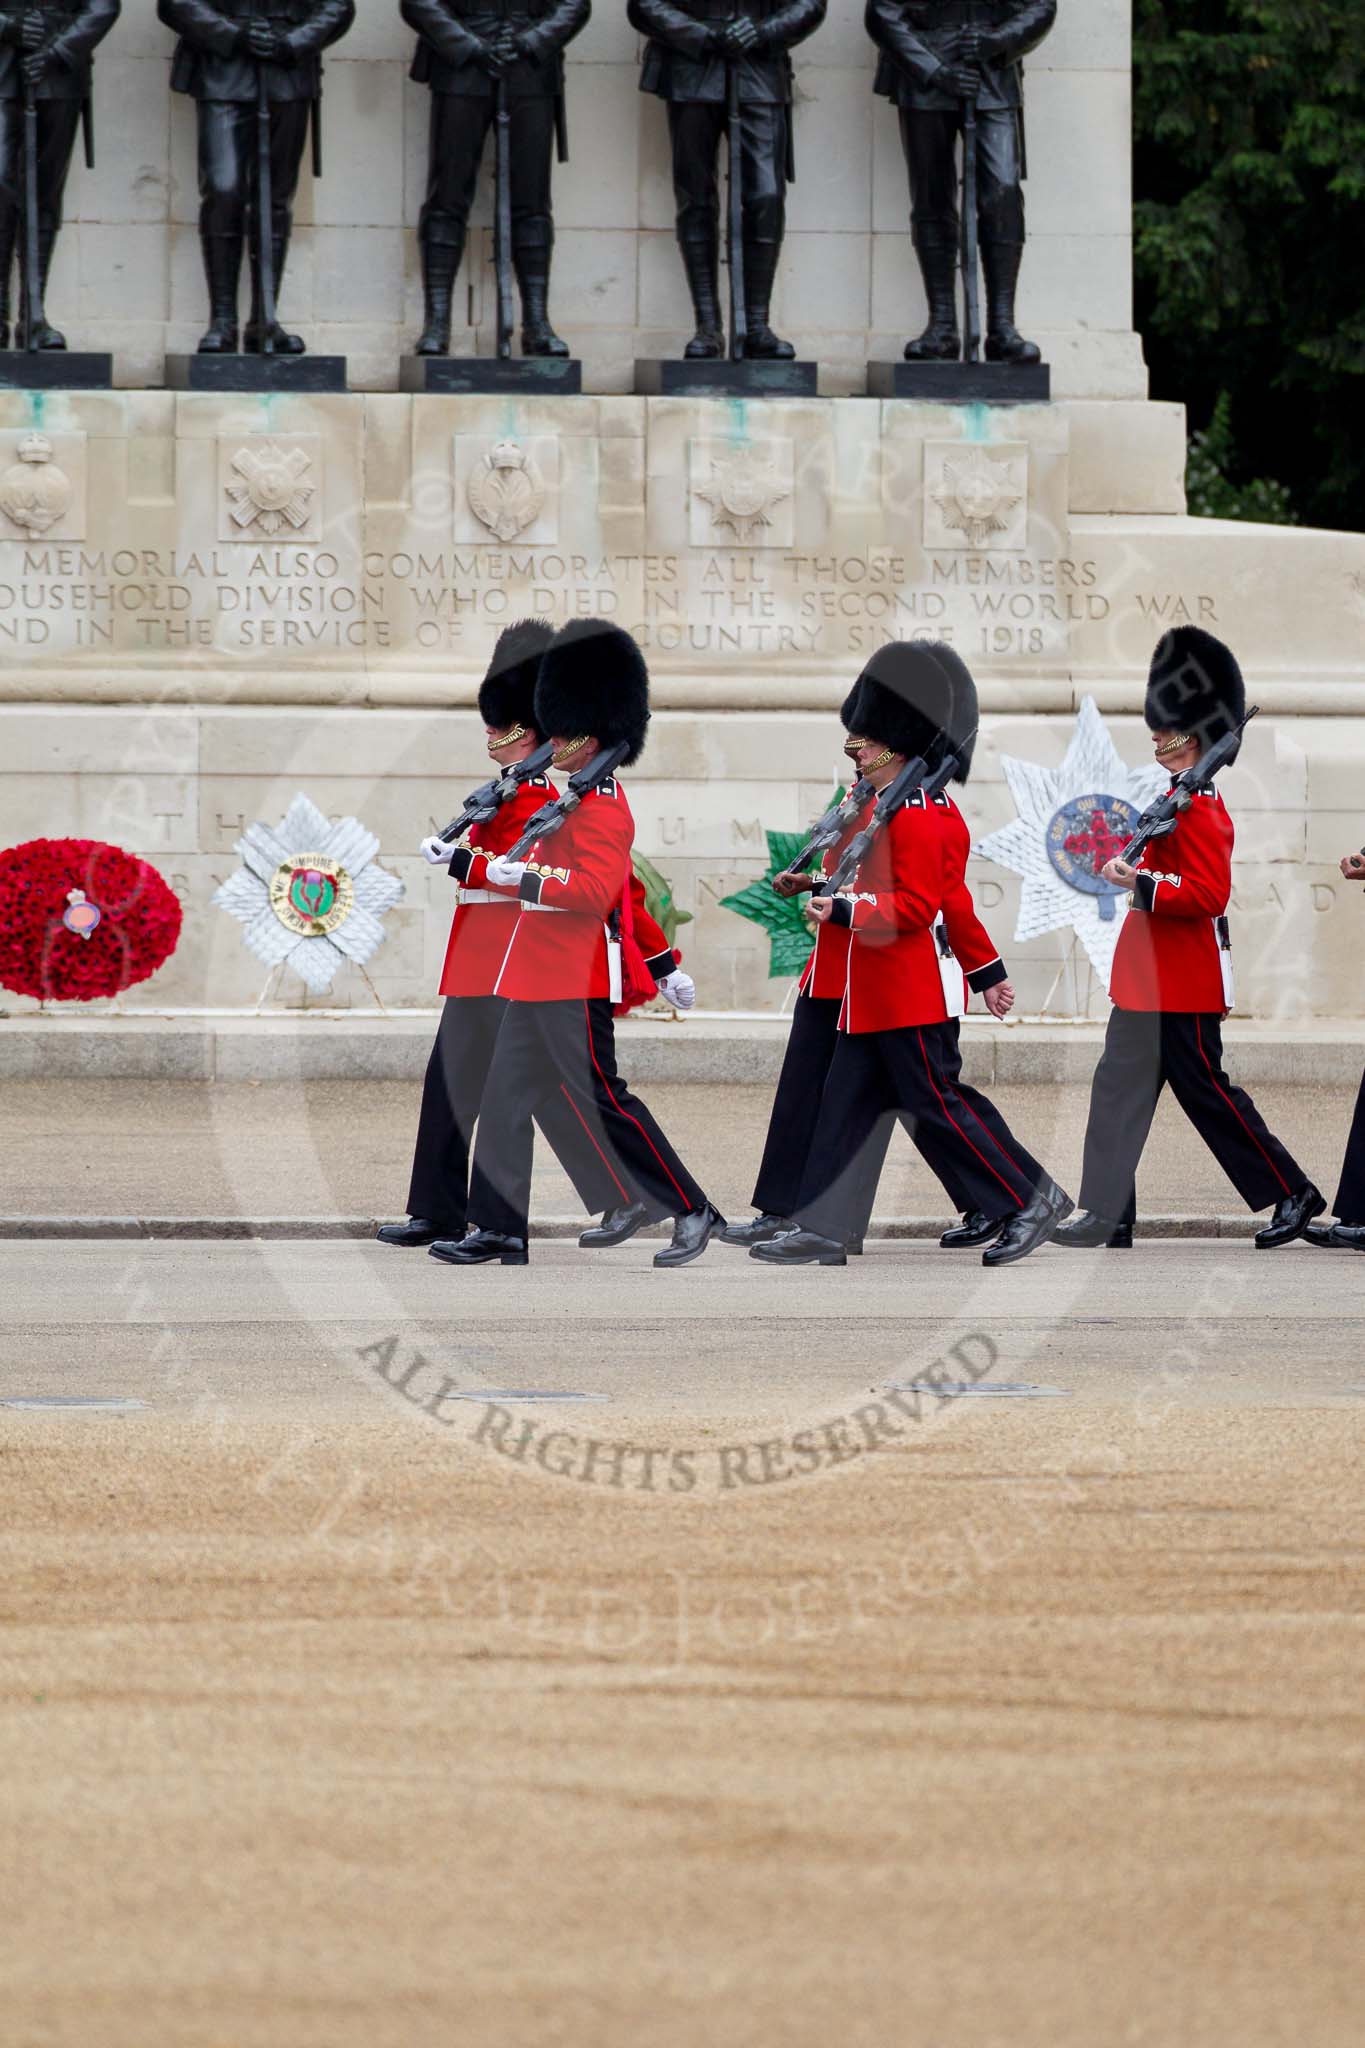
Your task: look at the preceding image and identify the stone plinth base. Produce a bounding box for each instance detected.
[634,358,819,398]
[164,354,349,393]
[867,360,1052,403]
[399,355,583,395]
[0,352,112,390]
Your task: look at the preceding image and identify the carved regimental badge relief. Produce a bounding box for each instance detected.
[0,430,84,540]
[454,434,560,545]
[467,439,546,542]
[688,439,795,548]
[924,442,1028,552]
[220,436,321,542]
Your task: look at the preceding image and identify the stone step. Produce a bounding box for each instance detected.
[1,1012,1360,1085]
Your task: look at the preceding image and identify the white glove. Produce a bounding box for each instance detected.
[657,969,695,1011]
[485,855,527,891]
[420,835,450,865]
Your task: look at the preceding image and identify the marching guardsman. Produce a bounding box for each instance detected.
[723,639,1038,1252]
[160,0,355,355]
[0,0,119,350]
[866,0,1054,364]
[1306,846,1365,1252]
[437,619,724,1269]
[751,642,1071,1268]
[401,0,589,358]
[1055,628,1323,1251]
[627,0,826,360]
[379,620,693,1252]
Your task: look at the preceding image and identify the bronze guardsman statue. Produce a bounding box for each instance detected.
[401,0,588,359]
[866,0,1054,364]
[0,0,119,350]
[627,0,825,361]
[158,0,355,355]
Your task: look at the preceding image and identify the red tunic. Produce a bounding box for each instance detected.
[490,776,637,1003]
[1109,785,1233,1013]
[439,776,555,999]
[797,792,947,1033]
[933,792,1007,1002]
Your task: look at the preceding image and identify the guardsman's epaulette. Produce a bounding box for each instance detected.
[931,790,951,808]
[527,774,551,790]
[594,775,620,798]
[906,789,926,809]
[1193,782,1219,797]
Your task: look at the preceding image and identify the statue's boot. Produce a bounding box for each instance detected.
[0,219,13,348]
[679,232,724,359]
[903,229,960,361]
[18,230,67,350]
[196,232,242,354]
[416,232,462,356]
[513,241,569,357]
[981,237,1041,365]
[244,228,305,354]
[741,239,794,359]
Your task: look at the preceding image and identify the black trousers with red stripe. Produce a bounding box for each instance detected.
[1078,1008,1310,1225]
[406,996,621,1230]
[467,997,709,1239]
[1331,1065,1365,1223]
[754,997,1045,1227]
[794,1020,1042,1242]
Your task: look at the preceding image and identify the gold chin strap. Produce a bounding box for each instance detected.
[487,723,528,756]
[552,734,590,766]
[1155,732,1195,758]
[844,736,894,771]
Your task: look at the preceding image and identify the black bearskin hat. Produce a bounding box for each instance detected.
[1145,627,1246,761]
[477,618,554,734]
[839,641,955,765]
[922,641,979,784]
[534,619,651,768]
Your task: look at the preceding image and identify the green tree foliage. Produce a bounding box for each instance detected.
[1134,0,1365,530]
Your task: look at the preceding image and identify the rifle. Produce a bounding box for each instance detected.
[1118,708,1260,866]
[506,739,633,861]
[777,776,875,884]
[433,738,557,846]
[493,73,515,359]
[959,1,981,364]
[813,752,936,900]
[252,4,277,354]
[20,2,42,350]
[725,58,747,361]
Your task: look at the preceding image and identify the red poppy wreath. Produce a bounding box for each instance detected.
[0,838,183,1003]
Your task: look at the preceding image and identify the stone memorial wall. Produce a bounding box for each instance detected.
[2,1,1363,1022]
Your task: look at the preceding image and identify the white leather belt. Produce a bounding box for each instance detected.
[455,889,503,905]
[521,901,571,913]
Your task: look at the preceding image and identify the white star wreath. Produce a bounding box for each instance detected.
[976,696,1168,984]
[213,793,404,994]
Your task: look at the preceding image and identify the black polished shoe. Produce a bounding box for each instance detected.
[654,1203,725,1269]
[1052,1210,1132,1250]
[750,1230,847,1267]
[578,1201,654,1249]
[377,1216,452,1248]
[720,1212,792,1248]
[981,1183,1073,1268]
[429,1230,528,1267]
[940,1210,1004,1250]
[1254,1183,1325,1249]
[1328,1221,1365,1250]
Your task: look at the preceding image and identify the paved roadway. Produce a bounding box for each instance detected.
[3,1237,1364,2048]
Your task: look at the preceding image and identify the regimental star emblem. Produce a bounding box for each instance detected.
[720,791,846,980]
[930,445,1024,549]
[225,440,316,537]
[694,450,791,544]
[976,696,1168,984]
[213,793,403,993]
[467,439,546,542]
